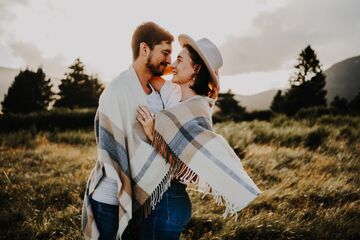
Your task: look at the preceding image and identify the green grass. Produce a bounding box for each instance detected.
[0,115,359,239]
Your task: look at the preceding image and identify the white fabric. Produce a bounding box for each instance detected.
[146,84,166,113]
[91,176,119,205]
[160,81,182,108]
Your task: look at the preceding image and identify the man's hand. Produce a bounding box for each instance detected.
[136,105,155,142]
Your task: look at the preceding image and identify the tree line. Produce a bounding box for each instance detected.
[1,58,104,114]
[214,45,360,121]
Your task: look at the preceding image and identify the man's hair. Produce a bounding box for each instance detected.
[131,22,174,60]
[184,44,213,97]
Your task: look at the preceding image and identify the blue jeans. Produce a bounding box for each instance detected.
[90,181,191,240]
[90,197,119,240]
[136,181,192,240]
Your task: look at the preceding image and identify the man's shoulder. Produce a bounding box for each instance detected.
[109,69,132,87]
[99,68,133,102]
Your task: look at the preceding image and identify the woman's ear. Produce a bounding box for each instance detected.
[193,64,201,74]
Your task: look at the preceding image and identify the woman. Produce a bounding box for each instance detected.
[136,34,260,239]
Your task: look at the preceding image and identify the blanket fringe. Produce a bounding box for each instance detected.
[127,155,181,233]
[152,129,178,166]
[152,130,241,221]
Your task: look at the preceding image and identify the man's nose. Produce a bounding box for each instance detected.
[166,55,171,65]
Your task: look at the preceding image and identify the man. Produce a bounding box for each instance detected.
[82,22,174,240]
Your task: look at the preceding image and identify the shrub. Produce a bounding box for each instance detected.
[294,106,332,119]
[305,127,329,150]
[0,108,96,132]
[0,129,37,148]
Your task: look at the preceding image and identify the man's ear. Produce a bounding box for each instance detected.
[140,42,149,57]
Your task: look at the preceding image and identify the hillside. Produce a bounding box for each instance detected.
[324,55,360,101]
[235,89,279,111]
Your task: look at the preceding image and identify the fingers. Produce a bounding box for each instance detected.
[137,106,153,120]
[137,107,146,121]
[136,115,145,125]
[137,107,148,122]
[139,105,152,119]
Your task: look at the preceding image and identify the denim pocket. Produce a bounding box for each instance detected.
[167,192,192,226]
[99,202,118,215]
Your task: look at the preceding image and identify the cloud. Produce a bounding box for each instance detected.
[220,0,360,75]
[0,0,29,18]
[0,0,29,34]
[10,41,67,77]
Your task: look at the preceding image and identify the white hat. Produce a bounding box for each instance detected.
[178,34,223,88]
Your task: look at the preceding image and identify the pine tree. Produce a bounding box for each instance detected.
[215,90,246,119]
[283,45,327,116]
[349,90,360,113]
[330,95,348,111]
[270,90,285,113]
[1,68,54,114]
[54,58,104,109]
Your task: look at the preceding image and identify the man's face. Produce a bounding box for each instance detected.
[146,41,172,76]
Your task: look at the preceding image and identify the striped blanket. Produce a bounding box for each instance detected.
[81,67,260,240]
[152,95,261,218]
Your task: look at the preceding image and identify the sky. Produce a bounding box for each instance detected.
[0,0,359,95]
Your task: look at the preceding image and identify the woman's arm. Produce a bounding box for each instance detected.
[148,66,173,93]
[149,76,165,93]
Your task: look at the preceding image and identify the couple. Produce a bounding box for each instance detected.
[82,22,260,240]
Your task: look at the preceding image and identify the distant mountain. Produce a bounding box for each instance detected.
[234,89,279,111]
[234,55,360,111]
[324,55,360,101]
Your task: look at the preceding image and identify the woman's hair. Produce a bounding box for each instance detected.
[131,22,174,61]
[184,44,217,98]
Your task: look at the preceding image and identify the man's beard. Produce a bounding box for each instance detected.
[146,52,167,76]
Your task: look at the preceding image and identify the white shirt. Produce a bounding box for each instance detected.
[159,81,182,109]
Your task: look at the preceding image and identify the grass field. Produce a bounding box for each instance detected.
[1,115,359,239]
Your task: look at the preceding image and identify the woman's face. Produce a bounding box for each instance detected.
[171,48,195,85]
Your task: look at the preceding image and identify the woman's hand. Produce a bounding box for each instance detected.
[136,105,155,142]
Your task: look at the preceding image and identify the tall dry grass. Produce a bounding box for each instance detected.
[0,115,359,239]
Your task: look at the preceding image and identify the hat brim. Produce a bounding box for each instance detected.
[178,34,219,88]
